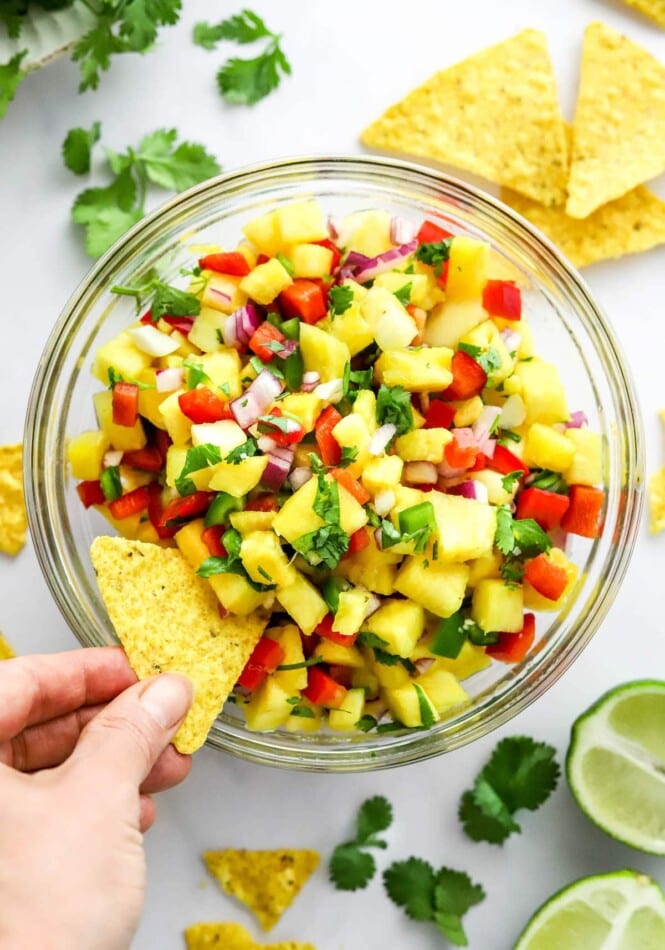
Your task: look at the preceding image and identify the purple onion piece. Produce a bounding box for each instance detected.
[354,239,418,283]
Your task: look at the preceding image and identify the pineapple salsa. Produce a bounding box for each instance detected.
[69,200,605,735]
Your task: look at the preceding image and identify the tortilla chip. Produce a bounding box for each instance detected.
[0,633,15,660]
[502,185,665,267]
[361,29,568,207]
[184,921,315,950]
[202,849,320,931]
[648,467,665,533]
[0,444,27,556]
[621,0,665,28]
[90,537,267,753]
[567,22,665,219]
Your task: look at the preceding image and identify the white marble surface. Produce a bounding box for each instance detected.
[1,2,664,947]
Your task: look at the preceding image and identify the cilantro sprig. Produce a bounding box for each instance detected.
[329,284,354,316]
[329,796,393,891]
[414,238,453,276]
[0,51,26,120]
[193,8,291,106]
[459,736,560,845]
[384,858,485,946]
[494,505,552,558]
[458,342,502,377]
[66,125,220,257]
[376,384,413,436]
[293,472,349,569]
[111,275,201,323]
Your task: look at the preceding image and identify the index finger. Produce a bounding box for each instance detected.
[0,647,137,742]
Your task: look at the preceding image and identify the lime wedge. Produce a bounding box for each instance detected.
[514,870,665,950]
[566,680,665,854]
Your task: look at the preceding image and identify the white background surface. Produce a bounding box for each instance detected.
[1,2,665,948]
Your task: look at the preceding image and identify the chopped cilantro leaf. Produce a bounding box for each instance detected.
[356,632,390,651]
[393,282,412,306]
[329,796,393,891]
[414,238,453,276]
[458,342,502,376]
[183,357,210,389]
[495,505,551,558]
[530,469,569,494]
[376,384,413,436]
[175,443,222,495]
[340,445,359,466]
[225,440,258,464]
[329,284,354,315]
[501,471,522,493]
[293,523,348,570]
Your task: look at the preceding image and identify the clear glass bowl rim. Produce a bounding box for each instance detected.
[24,155,644,772]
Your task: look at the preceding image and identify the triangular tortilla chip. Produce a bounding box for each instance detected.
[203,849,320,931]
[90,537,267,753]
[361,29,568,207]
[185,921,315,950]
[567,22,665,218]
[0,444,27,556]
[502,185,665,267]
[621,0,665,28]
[0,633,15,660]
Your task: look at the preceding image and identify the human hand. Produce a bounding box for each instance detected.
[0,647,193,950]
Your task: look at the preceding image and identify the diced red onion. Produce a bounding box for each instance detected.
[566,411,588,429]
[271,443,297,463]
[257,435,278,454]
[438,460,469,479]
[223,304,261,346]
[353,240,418,283]
[374,489,395,517]
[314,378,344,403]
[414,657,434,675]
[373,527,384,550]
[452,427,477,449]
[155,367,185,392]
[258,435,294,463]
[472,405,502,444]
[500,327,522,351]
[404,461,438,485]
[447,480,488,503]
[103,450,123,469]
[363,593,382,619]
[301,371,320,393]
[128,324,180,357]
[481,438,496,459]
[261,451,293,491]
[390,216,418,245]
[274,339,298,360]
[231,369,282,428]
[289,466,312,491]
[369,423,396,456]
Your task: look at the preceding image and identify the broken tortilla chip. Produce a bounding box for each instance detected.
[0,634,15,660]
[202,849,320,932]
[184,921,314,950]
[0,444,27,556]
[567,22,665,219]
[90,537,267,753]
[621,0,665,28]
[361,29,568,207]
[502,185,665,267]
[648,467,665,533]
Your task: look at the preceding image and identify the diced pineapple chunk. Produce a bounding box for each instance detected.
[174,518,208,567]
[453,396,484,427]
[289,243,333,277]
[325,301,375,356]
[314,640,364,668]
[524,423,575,472]
[414,669,468,715]
[471,579,523,633]
[513,358,569,425]
[446,236,490,301]
[362,599,424,657]
[394,428,452,463]
[371,659,411,689]
[329,688,365,731]
[374,347,453,392]
[135,369,169,429]
[471,469,514,506]
[339,210,392,257]
[67,430,110,480]
[429,643,491,680]
[277,572,328,634]
[275,200,328,245]
[459,320,514,384]
[199,349,242,397]
[424,299,488,348]
[564,428,603,486]
[93,390,147,451]
[240,531,296,588]
[394,556,469,618]
[362,286,418,351]
[244,677,294,732]
[353,390,377,432]
[336,532,401,596]
[361,456,403,494]
[299,323,350,382]
[208,573,267,615]
[240,259,293,305]
[523,547,578,611]
[158,390,192,445]
[429,491,497,562]
[208,456,268,496]
[272,475,367,544]
[285,700,323,733]
[384,683,439,728]
[270,624,307,692]
[467,551,502,586]
[333,589,371,636]
[188,307,229,353]
[201,273,248,314]
[331,413,371,475]
[190,419,245,451]
[165,446,188,488]
[373,272,429,306]
[351,666,380,698]
[230,510,276,533]
[92,330,153,385]
[279,392,323,432]
[242,209,281,256]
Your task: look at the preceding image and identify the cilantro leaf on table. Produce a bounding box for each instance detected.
[376,384,413,436]
[62,121,102,175]
[459,736,560,844]
[384,858,436,921]
[329,796,393,891]
[133,128,221,191]
[194,9,271,48]
[0,51,26,120]
[434,868,486,945]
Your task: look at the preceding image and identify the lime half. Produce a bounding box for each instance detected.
[514,870,665,950]
[566,680,665,854]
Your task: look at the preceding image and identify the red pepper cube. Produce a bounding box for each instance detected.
[76,480,106,508]
[158,491,213,530]
[302,666,347,708]
[246,493,280,512]
[482,280,522,320]
[443,350,488,401]
[108,485,151,520]
[178,388,232,424]
[237,637,285,691]
[489,444,529,478]
[315,405,343,466]
[560,485,605,538]
[147,482,175,540]
[201,524,227,558]
[249,322,287,363]
[330,469,371,505]
[424,399,456,430]
[444,439,478,470]
[279,279,327,324]
[515,487,570,532]
[416,220,453,244]
[524,554,569,601]
[315,614,358,648]
[122,446,163,472]
[486,613,536,664]
[198,251,251,277]
[112,382,139,427]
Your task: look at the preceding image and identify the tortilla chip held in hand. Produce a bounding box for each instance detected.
[0,444,27,556]
[90,536,267,753]
[184,921,314,950]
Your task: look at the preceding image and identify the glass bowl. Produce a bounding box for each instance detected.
[25,156,643,772]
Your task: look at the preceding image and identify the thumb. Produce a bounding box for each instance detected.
[69,674,193,786]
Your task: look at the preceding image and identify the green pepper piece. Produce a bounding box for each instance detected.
[430,612,466,659]
[266,311,283,329]
[280,317,300,340]
[283,349,304,391]
[204,491,245,527]
[322,576,347,614]
[100,466,122,502]
[398,501,435,536]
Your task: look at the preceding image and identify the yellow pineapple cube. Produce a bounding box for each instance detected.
[429,491,497,562]
[230,510,276,533]
[67,430,110,480]
[92,330,152,385]
[331,413,372,475]
[424,299,488,347]
[314,640,364,668]
[453,397,484,427]
[208,573,267,615]
[208,456,268,496]
[394,428,452,463]
[201,273,248,315]
[523,547,578,611]
[187,307,229,353]
[384,683,439,728]
[471,469,514,506]
[136,369,169,429]
[277,572,328,634]
[275,200,328,244]
[271,624,307,692]
[289,243,333,277]
[244,677,294,732]
[325,301,375,356]
[199,349,242,397]
[471,579,523,633]
[351,666,380,698]
[158,391,192,445]
[362,286,418,350]
[242,209,282,256]
[429,643,491,680]
[279,392,323,432]
[93,390,147,452]
[329,688,365,731]
[190,419,245,451]
[336,532,401,596]
[240,531,296,588]
[371,659,410,689]
[362,599,424,657]
[513,358,569,425]
[299,322,350,382]
[564,429,603,486]
[375,347,453,392]
[333,589,371,636]
[394,556,469,618]
[272,475,367,544]
[373,272,430,307]
[467,551,502,586]
[240,259,293,305]
[361,456,403,494]
[174,518,208,568]
[524,423,575,472]
[340,210,392,257]
[414,669,468,715]
[165,446,188,488]
[285,699,323,733]
[353,390,377,432]
[446,236,490,301]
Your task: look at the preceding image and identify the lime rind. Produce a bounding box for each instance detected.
[566,680,665,855]
[514,869,665,950]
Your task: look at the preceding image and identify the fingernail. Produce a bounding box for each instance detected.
[140,675,193,729]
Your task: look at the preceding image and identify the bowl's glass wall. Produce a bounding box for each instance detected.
[25,157,643,771]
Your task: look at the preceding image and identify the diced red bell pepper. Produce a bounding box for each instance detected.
[515,487,570,532]
[112,382,139,427]
[201,524,227,558]
[249,322,287,362]
[313,238,342,271]
[140,312,195,334]
[256,253,270,265]
[279,279,327,324]
[486,613,536,664]
[76,480,105,508]
[443,350,488,401]
[416,220,453,244]
[437,259,450,288]
[347,527,370,556]
[302,666,348,708]
[158,491,213,529]
[198,251,251,276]
[316,613,358,648]
[524,554,568,601]
[560,485,604,538]
[108,485,151,520]
[237,637,286,691]
[489,444,529,478]
[424,399,456,430]
[327,665,354,688]
[471,452,488,472]
[483,280,522,320]
[258,406,305,447]
[246,493,280,512]
[300,632,318,658]
[444,438,478,470]
[153,428,173,464]
[178,388,233,424]
[330,468,371,505]
[146,482,175,539]
[122,446,163,472]
[315,405,343,466]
